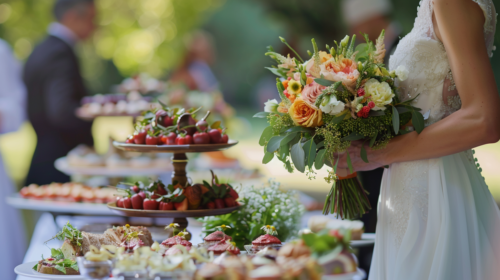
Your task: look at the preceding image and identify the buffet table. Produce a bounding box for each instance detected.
[17,209,374,280]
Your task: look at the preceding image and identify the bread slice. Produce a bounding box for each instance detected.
[36,260,79,275]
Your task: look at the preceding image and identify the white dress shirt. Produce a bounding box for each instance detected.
[47,22,78,47]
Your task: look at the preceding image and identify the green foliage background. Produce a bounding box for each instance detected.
[0,0,498,107]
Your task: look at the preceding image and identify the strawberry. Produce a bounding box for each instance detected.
[138,191,146,200]
[131,193,144,209]
[214,198,225,209]
[224,197,236,207]
[143,198,159,210]
[159,201,175,210]
[122,197,132,209]
[116,198,124,208]
[206,201,216,209]
[131,185,140,193]
[228,188,239,200]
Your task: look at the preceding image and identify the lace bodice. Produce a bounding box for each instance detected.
[389,0,497,125]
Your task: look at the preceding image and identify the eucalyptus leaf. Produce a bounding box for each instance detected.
[278,143,290,159]
[316,141,325,149]
[267,135,286,153]
[346,150,354,174]
[253,112,269,118]
[315,149,327,170]
[412,110,425,133]
[263,152,274,164]
[281,133,299,147]
[396,106,410,114]
[304,139,317,169]
[314,78,335,87]
[360,143,369,163]
[392,106,400,134]
[369,133,377,148]
[265,67,287,78]
[331,114,346,125]
[342,133,365,141]
[291,142,306,173]
[259,126,273,146]
[285,126,315,134]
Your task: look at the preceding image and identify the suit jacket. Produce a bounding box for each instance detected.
[24,35,93,185]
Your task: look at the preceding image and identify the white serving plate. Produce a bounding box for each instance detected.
[15,261,86,280]
[6,194,113,215]
[322,268,366,280]
[55,157,172,177]
[350,233,375,247]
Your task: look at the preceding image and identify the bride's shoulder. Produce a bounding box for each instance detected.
[433,0,487,41]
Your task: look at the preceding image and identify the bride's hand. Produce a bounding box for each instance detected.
[334,141,389,172]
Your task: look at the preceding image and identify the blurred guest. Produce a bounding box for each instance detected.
[24,0,96,185]
[170,30,219,92]
[341,0,402,274]
[0,38,27,280]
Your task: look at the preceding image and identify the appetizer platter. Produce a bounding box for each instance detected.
[308,216,375,247]
[15,222,366,280]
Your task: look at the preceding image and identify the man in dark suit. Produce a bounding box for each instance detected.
[24,0,97,185]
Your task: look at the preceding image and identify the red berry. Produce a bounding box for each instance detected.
[208,129,222,143]
[131,194,144,209]
[357,111,364,118]
[163,116,173,127]
[133,129,147,144]
[143,198,159,210]
[131,186,140,193]
[116,198,124,208]
[146,134,159,145]
[357,88,365,96]
[368,101,375,109]
[138,191,146,200]
[224,197,235,207]
[219,134,229,144]
[193,132,210,144]
[157,184,168,195]
[228,188,239,199]
[166,132,177,145]
[122,197,132,209]
[214,198,225,209]
[363,106,370,113]
[159,201,175,210]
[125,137,134,144]
[176,135,187,145]
[206,201,216,209]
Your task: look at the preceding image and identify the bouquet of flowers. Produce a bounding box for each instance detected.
[255,31,424,219]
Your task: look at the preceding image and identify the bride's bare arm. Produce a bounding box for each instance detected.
[338,0,500,171]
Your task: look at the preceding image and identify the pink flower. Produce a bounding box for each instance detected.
[368,101,375,109]
[301,81,326,108]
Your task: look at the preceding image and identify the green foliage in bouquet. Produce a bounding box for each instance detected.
[255,31,425,219]
[200,179,305,249]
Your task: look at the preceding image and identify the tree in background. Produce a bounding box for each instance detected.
[0,0,224,93]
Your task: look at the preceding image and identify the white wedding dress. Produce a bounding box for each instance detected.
[370,0,500,279]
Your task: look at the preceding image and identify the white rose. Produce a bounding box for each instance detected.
[264,99,279,113]
[364,78,394,111]
[319,95,346,115]
[395,65,409,81]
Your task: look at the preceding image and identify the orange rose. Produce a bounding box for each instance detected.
[288,97,323,127]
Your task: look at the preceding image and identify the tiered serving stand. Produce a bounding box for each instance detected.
[109,140,241,231]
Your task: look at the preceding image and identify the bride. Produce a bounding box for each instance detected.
[337,0,500,279]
